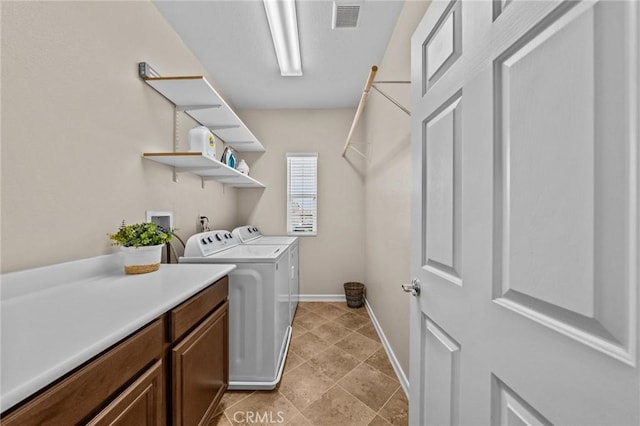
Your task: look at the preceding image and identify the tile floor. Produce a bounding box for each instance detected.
[210,301,408,426]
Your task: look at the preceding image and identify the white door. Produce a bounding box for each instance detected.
[408,1,639,424]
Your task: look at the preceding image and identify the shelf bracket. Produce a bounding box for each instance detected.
[349,145,368,160]
[371,84,411,116]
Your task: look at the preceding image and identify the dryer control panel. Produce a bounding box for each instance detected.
[184,230,239,257]
[232,225,262,243]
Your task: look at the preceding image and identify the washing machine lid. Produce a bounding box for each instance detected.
[205,244,288,262]
[180,245,287,263]
[246,236,298,246]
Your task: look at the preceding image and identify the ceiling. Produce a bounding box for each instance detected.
[153,0,404,109]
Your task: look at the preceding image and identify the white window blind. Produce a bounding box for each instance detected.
[287,153,318,235]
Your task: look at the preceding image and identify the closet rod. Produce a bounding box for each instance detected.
[341,65,378,157]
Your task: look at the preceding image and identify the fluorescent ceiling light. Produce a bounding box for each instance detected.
[263,0,302,77]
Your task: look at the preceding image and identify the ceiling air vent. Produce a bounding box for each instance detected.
[332,2,360,29]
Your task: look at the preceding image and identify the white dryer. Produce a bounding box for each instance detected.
[232,226,299,323]
[180,230,290,390]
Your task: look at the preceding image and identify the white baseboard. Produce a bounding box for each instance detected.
[365,299,409,397]
[298,294,346,302]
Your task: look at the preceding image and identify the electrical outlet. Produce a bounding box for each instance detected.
[199,215,211,232]
[146,211,173,231]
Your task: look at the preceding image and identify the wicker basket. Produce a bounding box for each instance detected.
[121,244,164,275]
[124,263,160,274]
[344,282,365,308]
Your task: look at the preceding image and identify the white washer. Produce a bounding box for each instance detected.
[232,226,299,323]
[180,230,291,390]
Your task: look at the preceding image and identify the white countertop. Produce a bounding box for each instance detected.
[0,255,235,412]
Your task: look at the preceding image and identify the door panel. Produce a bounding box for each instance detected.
[410,1,640,424]
[491,376,552,426]
[422,0,462,93]
[422,316,461,426]
[493,0,636,365]
[424,93,463,285]
[498,6,596,317]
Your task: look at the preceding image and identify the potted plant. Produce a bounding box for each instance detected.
[108,221,172,274]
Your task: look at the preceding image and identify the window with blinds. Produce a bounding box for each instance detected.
[287,153,318,235]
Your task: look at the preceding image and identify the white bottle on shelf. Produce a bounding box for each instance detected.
[188,126,216,158]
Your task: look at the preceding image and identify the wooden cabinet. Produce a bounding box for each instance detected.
[170,276,229,426]
[87,360,164,426]
[1,319,165,426]
[1,276,229,426]
[170,276,228,341]
[172,302,228,426]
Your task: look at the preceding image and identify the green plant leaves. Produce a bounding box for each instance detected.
[108,220,173,248]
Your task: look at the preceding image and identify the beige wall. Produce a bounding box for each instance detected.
[357,0,431,378]
[2,0,429,382]
[1,1,238,272]
[236,109,365,295]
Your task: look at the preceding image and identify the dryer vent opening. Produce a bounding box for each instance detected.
[332,3,360,29]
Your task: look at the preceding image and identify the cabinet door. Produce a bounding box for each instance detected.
[172,301,229,426]
[87,360,164,426]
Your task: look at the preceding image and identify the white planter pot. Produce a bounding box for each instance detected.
[121,244,164,274]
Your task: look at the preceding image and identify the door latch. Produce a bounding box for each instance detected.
[401,278,421,296]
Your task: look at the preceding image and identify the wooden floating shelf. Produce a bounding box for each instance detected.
[144,76,265,152]
[143,152,265,188]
